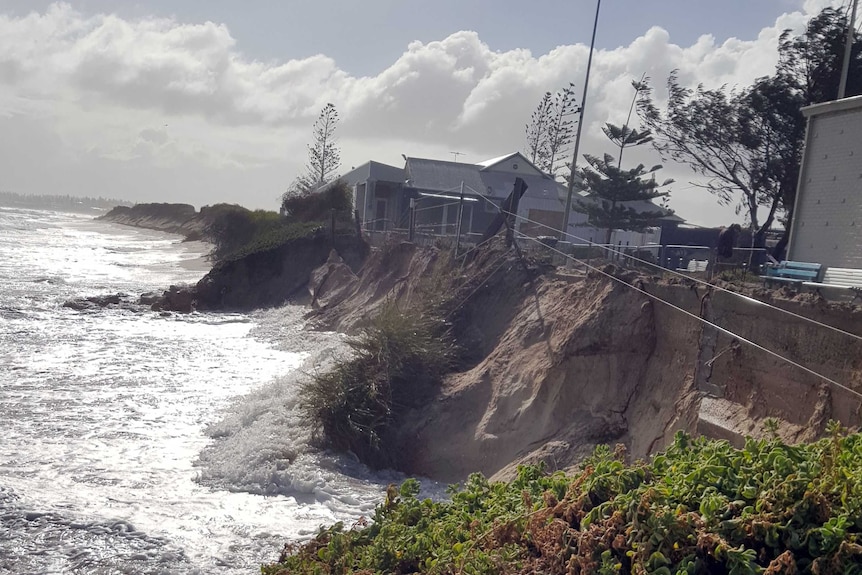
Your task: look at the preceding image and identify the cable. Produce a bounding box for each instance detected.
[515,232,862,401]
[444,250,514,318]
[478,195,862,344]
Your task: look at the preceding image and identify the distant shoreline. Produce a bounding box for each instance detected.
[0,191,132,214]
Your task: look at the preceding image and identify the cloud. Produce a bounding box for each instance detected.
[0,1,845,224]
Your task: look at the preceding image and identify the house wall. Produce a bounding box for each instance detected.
[789,97,862,268]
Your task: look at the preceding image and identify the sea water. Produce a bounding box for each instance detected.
[0,207,426,574]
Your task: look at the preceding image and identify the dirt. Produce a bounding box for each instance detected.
[310,239,862,482]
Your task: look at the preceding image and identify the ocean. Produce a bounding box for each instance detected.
[0,207,426,574]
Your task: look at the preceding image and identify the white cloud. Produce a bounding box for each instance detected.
[0,1,845,225]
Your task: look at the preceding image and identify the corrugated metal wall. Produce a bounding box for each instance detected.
[790,101,862,268]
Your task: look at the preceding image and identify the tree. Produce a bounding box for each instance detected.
[575,150,671,245]
[776,7,862,104]
[575,78,671,244]
[303,103,342,192]
[637,7,862,255]
[524,83,579,177]
[638,73,791,249]
[525,92,552,166]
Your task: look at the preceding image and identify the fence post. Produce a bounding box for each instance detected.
[408,198,416,242]
[354,209,362,239]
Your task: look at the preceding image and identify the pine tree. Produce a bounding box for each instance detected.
[525,92,552,166]
[575,151,670,244]
[576,78,671,244]
[304,103,341,191]
[524,83,578,177]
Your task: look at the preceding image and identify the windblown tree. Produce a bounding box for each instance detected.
[524,83,579,177]
[525,92,552,166]
[638,7,862,255]
[287,103,342,197]
[576,78,671,244]
[637,73,794,250]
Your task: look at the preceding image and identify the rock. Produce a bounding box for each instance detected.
[159,285,197,313]
[63,292,129,310]
[138,292,161,305]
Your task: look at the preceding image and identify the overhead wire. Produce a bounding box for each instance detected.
[475,193,862,344]
[513,231,862,401]
[361,190,861,398]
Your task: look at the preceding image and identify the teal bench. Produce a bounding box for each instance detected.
[764,261,822,288]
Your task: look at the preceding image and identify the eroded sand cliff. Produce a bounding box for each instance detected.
[307,240,862,482]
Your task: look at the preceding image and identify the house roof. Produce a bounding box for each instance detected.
[476,151,547,176]
[339,160,405,186]
[405,158,488,194]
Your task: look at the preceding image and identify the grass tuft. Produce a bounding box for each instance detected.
[300,302,457,468]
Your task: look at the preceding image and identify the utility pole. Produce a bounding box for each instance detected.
[450,151,464,162]
[839,0,859,99]
[560,0,601,241]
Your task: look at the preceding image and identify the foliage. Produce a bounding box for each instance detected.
[637,72,798,249]
[202,204,320,264]
[638,7,862,254]
[575,153,670,239]
[264,426,862,575]
[304,102,342,191]
[525,83,579,177]
[575,78,671,245]
[281,180,354,223]
[299,301,457,469]
[776,7,862,104]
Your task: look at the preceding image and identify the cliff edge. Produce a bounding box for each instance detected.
[306,241,862,482]
[99,203,207,239]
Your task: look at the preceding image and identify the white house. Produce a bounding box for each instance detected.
[788,95,862,268]
[337,152,679,246]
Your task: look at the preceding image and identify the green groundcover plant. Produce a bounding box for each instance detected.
[263,423,862,575]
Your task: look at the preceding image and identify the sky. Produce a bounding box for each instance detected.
[0,0,847,226]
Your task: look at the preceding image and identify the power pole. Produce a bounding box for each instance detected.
[839,0,859,99]
[560,0,602,241]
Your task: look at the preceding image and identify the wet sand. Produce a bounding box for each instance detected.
[177,240,213,273]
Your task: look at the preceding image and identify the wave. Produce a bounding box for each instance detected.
[0,486,197,574]
[194,310,447,525]
[31,276,67,285]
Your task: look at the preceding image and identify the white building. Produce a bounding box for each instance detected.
[336,152,678,246]
[789,95,862,267]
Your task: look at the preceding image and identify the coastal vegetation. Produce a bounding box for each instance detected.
[264,424,862,574]
[205,181,354,265]
[301,301,457,468]
[300,246,465,468]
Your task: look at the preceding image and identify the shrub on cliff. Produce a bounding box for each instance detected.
[300,303,457,468]
[264,424,862,575]
[202,204,318,264]
[281,180,354,224]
